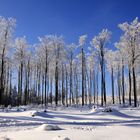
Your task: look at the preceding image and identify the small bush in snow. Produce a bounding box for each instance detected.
[30,111,38,117]
[52,136,70,140]
[16,108,21,112]
[63,137,70,140]
[102,107,112,112]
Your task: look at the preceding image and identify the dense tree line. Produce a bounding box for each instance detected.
[0,16,140,107]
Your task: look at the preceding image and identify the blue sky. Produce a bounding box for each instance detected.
[0,0,140,46]
[0,0,140,94]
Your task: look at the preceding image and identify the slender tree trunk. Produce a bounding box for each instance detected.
[93,70,96,105]
[103,63,106,105]
[65,67,68,107]
[24,67,28,105]
[101,61,104,106]
[55,61,58,106]
[5,64,9,106]
[9,70,12,105]
[62,64,65,105]
[82,48,85,106]
[38,67,41,104]
[75,71,79,107]
[42,75,44,105]
[50,77,52,105]
[111,67,115,104]
[128,66,132,106]
[117,67,121,104]
[122,61,125,105]
[20,62,23,105]
[27,60,30,104]
[70,56,74,104]
[96,70,99,106]
[85,70,87,105]
[88,69,92,105]
[0,47,6,105]
[132,66,137,107]
[45,51,48,108]
[18,66,21,105]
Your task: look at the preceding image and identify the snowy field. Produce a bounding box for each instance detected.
[0,105,140,140]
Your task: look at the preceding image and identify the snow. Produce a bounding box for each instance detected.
[36,124,62,131]
[0,106,140,140]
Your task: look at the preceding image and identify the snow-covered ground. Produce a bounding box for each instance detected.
[0,105,140,140]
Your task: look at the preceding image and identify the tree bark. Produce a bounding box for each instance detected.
[111,67,115,104]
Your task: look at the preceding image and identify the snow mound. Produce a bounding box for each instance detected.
[89,107,97,113]
[37,124,62,131]
[52,136,70,140]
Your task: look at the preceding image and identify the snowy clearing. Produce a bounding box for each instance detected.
[0,106,140,140]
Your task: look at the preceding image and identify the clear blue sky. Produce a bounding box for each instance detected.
[0,0,140,94]
[0,0,140,46]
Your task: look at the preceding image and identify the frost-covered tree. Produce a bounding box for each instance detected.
[67,43,77,105]
[0,16,15,105]
[91,29,111,106]
[38,36,53,107]
[106,50,118,104]
[118,17,140,107]
[79,35,87,106]
[115,42,126,105]
[14,37,28,105]
[51,35,64,106]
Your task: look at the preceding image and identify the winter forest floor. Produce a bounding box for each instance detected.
[0,105,140,140]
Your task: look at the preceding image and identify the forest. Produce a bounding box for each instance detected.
[0,16,140,108]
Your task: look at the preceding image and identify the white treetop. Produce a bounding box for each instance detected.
[91,29,111,51]
[118,17,140,67]
[79,34,87,47]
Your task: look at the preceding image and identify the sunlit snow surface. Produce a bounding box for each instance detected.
[0,106,140,140]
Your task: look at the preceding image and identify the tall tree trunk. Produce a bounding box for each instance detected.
[18,66,21,106]
[27,60,30,104]
[9,70,12,105]
[111,67,115,104]
[122,61,125,105]
[88,69,92,105]
[132,66,137,107]
[96,70,99,106]
[37,66,41,104]
[20,62,23,105]
[103,63,106,105]
[93,70,96,105]
[101,61,104,106]
[62,64,65,105]
[82,48,85,106]
[45,51,48,108]
[41,75,44,105]
[55,61,58,106]
[50,77,52,105]
[24,67,28,105]
[128,66,132,106]
[117,67,121,104]
[5,64,9,106]
[65,67,68,107]
[70,57,74,104]
[0,47,6,105]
